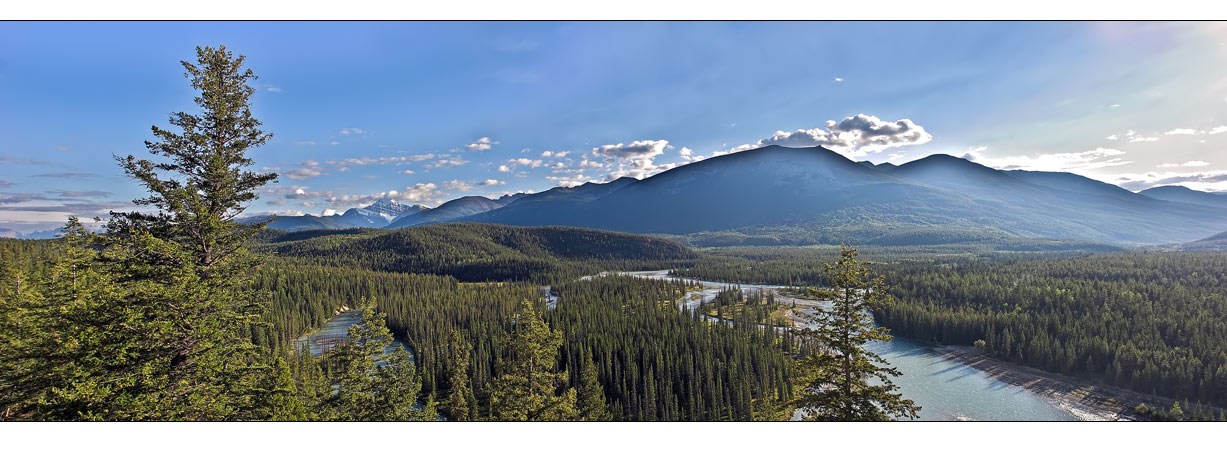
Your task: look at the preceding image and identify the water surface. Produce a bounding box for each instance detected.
[292,310,412,359]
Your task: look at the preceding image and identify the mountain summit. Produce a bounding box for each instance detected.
[259,145,1227,245]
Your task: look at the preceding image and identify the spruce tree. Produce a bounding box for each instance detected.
[488,299,578,421]
[251,356,307,421]
[793,244,919,421]
[576,350,610,421]
[321,301,435,421]
[0,218,163,419]
[38,44,283,419]
[447,331,474,421]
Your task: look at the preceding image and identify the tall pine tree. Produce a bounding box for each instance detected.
[576,350,610,421]
[488,299,578,421]
[793,244,919,421]
[446,331,475,421]
[1,45,282,420]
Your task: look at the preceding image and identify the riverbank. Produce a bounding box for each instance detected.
[933,345,1151,421]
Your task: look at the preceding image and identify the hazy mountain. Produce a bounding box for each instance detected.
[251,145,1227,246]
[465,177,637,225]
[492,192,532,206]
[454,145,1227,245]
[1181,230,1227,251]
[0,227,63,240]
[1139,185,1227,208]
[242,214,351,231]
[336,199,429,228]
[386,196,504,229]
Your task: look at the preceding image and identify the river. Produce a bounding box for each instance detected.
[299,270,1095,421]
[608,269,1088,421]
[291,310,412,359]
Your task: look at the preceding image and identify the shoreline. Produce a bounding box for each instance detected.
[933,345,1157,421]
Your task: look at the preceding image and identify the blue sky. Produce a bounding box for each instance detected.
[2,21,1226,233]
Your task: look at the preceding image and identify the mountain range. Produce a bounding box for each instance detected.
[252,145,1227,246]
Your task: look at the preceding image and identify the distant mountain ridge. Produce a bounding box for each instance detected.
[243,199,430,230]
[255,145,1227,246]
[386,196,505,229]
[1139,185,1227,208]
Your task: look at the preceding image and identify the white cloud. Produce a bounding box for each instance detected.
[834,77,844,82]
[592,140,669,162]
[505,158,543,169]
[265,86,282,93]
[325,183,448,208]
[400,169,416,175]
[961,147,1132,172]
[1128,136,1159,143]
[1106,135,1119,140]
[1208,126,1227,135]
[546,174,595,188]
[1109,104,1120,108]
[1158,161,1211,168]
[465,137,497,151]
[442,179,474,192]
[295,141,316,146]
[326,154,435,166]
[339,128,365,135]
[587,140,679,181]
[321,209,337,216]
[424,158,470,169]
[1112,170,1227,192]
[282,161,326,180]
[1165,128,1199,135]
[479,179,506,186]
[728,114,932,158]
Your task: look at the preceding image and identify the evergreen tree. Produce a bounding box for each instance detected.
[488,299,578,421]
[446,331,474,421]
[576,350,611,421]
[320,301,436,421]
[18,44,282,420]
[252,356,307,421]
[793,244,919,421]
[0,218,168,419]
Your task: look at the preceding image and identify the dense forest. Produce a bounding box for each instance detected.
[252,224,696,284]
[674,246,1227,414]
[877,252,1227,408]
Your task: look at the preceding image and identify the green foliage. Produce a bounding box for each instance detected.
[316,301,437,421]
[253,223,697,284]
[877,251,1227,408]
[576,351,610,421]
[488,299,578,421]
[446,331,475,421]
[252,356,307,421]
[548,276,795,421]
[793,245,918,421]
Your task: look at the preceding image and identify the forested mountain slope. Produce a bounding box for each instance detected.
[253,223,697,282]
